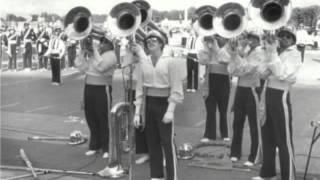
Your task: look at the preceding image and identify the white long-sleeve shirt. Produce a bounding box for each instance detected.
[198,43,229,75]
[134,55,184,106]
[228,46,265,87]
[46,37,65,59]
[260,46,302,90]
[75,50,117,85]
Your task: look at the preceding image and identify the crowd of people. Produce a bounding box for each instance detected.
[0,22,78,85]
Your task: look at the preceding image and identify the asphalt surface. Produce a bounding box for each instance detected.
[1,49,320,180]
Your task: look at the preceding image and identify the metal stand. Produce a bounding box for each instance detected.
[304,126,320,180]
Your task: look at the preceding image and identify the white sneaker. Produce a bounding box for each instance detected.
[85,150,97,156]
[251,176,277,180]
[230,157,239,162]
[102,152,109,159]
[244,161,254,167]
[252,177,264,180]
[191,89,197,93]
[186,89,192,92]
[200,138,210,143]
[135,155,149,164]
[223,137,231,142]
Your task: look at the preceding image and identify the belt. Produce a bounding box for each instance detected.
[145,87,170,97]
[267,79,292,91]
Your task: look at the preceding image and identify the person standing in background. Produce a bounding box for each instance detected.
[4,27,19,71]
[36,26,50,70]
[21,22,36,71]
[45,28,65,85]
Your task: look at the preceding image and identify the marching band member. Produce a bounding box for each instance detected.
[45,28,65,85]
[75,36,117,159]
[132,30,184,180]
[228,32,263,166]
[186,29,202,92]
[198,34,231,143]
[36,26,50,70]
[252,27,302,180]
[5,27,19,71]
[66,38,78,68]
[21,22,36,71]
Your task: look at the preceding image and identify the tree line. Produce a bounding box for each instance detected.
[4,5,320,30]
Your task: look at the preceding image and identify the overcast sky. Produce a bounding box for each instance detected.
[0,0,319,18]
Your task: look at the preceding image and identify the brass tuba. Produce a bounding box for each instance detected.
[64,6,107,40]
[192,5,217,36]
[248,0,292,30]
[106,2,141,37]
[132,0,168,44]
[213,2,248,38]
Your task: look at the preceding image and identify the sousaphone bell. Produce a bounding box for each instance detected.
[213,2,248,38]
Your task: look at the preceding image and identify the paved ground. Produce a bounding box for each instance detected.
[1,49,320,180]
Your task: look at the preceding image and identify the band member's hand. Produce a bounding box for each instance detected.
[129,43,145,57]
[133,114,141,128]
[162,111,174,124]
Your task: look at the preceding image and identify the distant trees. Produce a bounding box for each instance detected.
[289,5,320,30]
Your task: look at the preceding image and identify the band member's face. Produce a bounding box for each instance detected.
[146,37,162,51]
[278,32,294,48]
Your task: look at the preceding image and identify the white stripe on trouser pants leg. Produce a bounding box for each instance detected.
[282,91,295,180]
[251,87,262,164]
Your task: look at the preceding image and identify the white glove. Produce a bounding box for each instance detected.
[162,111,174,124]
[133,114,141,128]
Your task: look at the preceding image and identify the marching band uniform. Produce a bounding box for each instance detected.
[21,23,36,70]
[186,33,202,92]
[36,28,50,69]
[75,37,117,158]
[5,28,19,70]
[67,39,78,68]
[45,30,65,85]
[198,36,230,142]
[134,30,183,180]
[254,28,302,180]
[228,34,263,165]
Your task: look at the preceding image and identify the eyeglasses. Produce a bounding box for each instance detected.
[146,37,159,44]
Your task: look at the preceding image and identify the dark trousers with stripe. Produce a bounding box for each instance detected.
[204,73,230,139]
[68,45,77,67]
[84,85,111,152]
[260,88,295,180]
[50,58,61,83]
[230,86,259,162]
[39,55,48,69]
[127,89,148,154]
[145,96,177,180]
[23,43,32,68]
[186,53,199,90]
[9,44,17,69]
